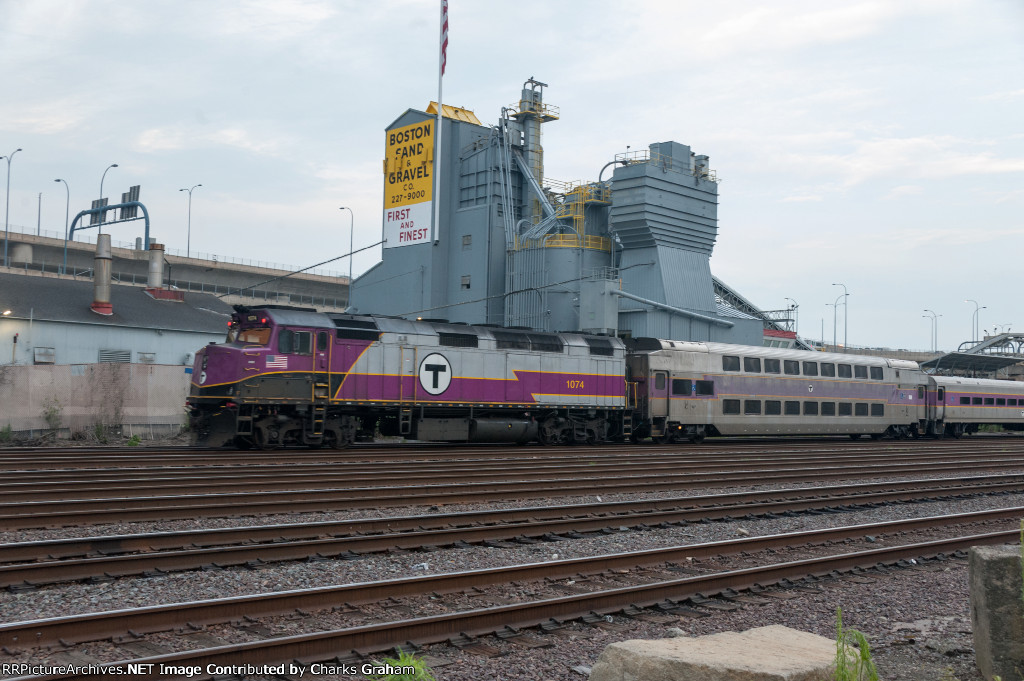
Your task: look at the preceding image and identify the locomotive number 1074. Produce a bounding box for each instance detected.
[567,380,585,390]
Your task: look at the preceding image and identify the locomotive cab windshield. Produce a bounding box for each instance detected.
[227,325,272,346]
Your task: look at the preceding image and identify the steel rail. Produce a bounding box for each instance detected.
[5,463,1024,531]
[6,472,1021,562]
[2,486,1023,589]
[1,512,1017,655]
[3,447,1018,487]
[0,437,1019,469]
[7,454,1024,502]
[18,534,995,681]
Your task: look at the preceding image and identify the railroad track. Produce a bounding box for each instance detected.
[5,454,1024,530]
[2,475,1023,588]
[0,436,1019,469]
[1,513,1014,681]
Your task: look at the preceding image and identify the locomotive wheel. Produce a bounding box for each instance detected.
[689,432,705,444]
[253,428,277,450]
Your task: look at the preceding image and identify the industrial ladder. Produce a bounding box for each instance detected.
[236,404,254,435]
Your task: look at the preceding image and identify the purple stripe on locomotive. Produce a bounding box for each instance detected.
[336,370,623,403]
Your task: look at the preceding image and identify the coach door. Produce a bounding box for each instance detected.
[398,346,416,435]
[651,371,669,418]
[930,385,945,421]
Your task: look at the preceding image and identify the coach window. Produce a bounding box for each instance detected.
[870,367,883,380]
[938,388,945,401]
[803,362,818,376]
[871,403,885,416]
[804,401,818,416]
[985,397,995,405]
[765,400,782,415]
[744,400,762,415]
[764,358,781,374]
[784,400,800,415]
[821,402,836,416]
[672,379,692,395]
[855,403,868,416]
[784,360,800,375]
[839,403,852,416]
[655,373,666,391]
[744,357,761,372]
[723,399,741,415]
[972,397,983,405]
[960,397,971,405]
[997,398,1006,406]
[918,387,925,400]
[838,364,852,378]
[723,355,741,372]
[854,365,868,379]
[820,363,835,377]
[696,380,715,395]
[1009,399,1019,406]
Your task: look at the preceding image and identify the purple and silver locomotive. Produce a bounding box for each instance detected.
[187,305,628,448]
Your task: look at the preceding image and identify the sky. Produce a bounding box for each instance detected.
[1,0,1022,351]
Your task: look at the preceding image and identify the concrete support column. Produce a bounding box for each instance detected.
[970,544,1024,680]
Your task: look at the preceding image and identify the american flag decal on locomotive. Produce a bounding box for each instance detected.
[266,355,288,368]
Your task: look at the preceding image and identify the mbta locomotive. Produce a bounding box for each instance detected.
[186,305,1024,448]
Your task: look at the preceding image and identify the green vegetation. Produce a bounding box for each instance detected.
[0,424,12,442]
[42,396,62,433]
[126,434,141,447]
[93,423,109,443]
[367,651,435,681]
[834,607,878,681]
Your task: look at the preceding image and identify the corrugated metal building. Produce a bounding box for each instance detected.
[350,78,764,345]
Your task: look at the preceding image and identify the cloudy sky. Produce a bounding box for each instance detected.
[2,0,1022,350]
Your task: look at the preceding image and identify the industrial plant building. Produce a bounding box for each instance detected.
[351,78,791,346]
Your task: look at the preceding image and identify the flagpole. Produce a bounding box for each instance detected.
[432,0,447,245]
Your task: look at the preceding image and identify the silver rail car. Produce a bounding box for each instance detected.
[928,375,1024,437]
[627,339,926,442]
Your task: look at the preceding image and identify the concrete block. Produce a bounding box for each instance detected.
[588,625,835,681]
[970,544,1024,680]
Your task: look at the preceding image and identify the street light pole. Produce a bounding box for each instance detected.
[179,184,202,258]
[54,179,70,275]
[2,148,23,268]
[923,309,941,352]
[339,206,354,310]
[828,294,842,351]
[965,299,985,345]
[784,297,799,335]
[98,164,118,235]
[832,283,848,351]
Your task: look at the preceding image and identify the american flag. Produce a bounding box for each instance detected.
[440,0,448,75]
[266,355,288,368]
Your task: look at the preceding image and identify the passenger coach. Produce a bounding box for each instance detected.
[627,340,924,442]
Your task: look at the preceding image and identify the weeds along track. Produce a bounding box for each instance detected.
[2,476,1024,588]
[0,514,1015,681]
